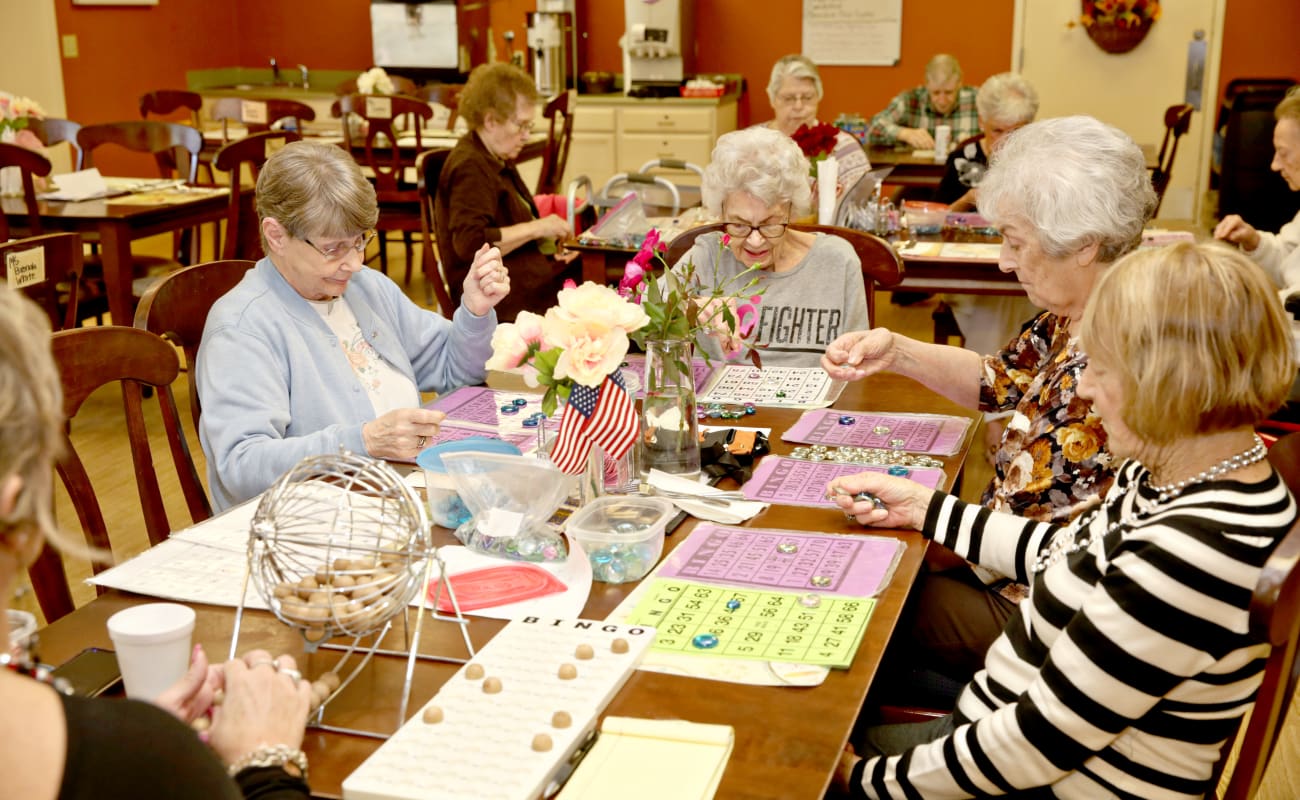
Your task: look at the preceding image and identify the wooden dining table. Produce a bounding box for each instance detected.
[1,188,230,326]
[34,372,978,799]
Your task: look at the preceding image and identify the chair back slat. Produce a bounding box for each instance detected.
[212,131,301,259]
[1152,103,1194,216]
[331,93,432,196]
[535,89,576,196]
[78,120,203,183]
[418,148,455,317]
[0,142,52,240]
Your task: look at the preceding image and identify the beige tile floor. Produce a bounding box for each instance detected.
[15,233,1298,796]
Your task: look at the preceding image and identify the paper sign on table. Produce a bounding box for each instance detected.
[742,456,945,507]
[557,716,733,800]
[782,410,972,455]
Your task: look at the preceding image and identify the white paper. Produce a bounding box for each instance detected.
[802,0,902,66]
[646,469,767,525]
[40,168,110,201]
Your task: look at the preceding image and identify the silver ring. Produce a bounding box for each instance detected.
[279,668,303,683]
[416,435,428,449]
[249,659,276,670]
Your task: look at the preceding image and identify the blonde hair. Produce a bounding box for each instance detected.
[925,54,962,86]
[255,141,378,243]
[459,63,540,130]
[1276,85,1300,124]
[1079,242,1294,444]
[0,287,69,552]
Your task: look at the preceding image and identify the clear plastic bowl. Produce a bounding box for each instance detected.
[416,437,520,530]
[565,496,674,583]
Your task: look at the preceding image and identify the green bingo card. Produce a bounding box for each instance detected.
[626,578,875,668]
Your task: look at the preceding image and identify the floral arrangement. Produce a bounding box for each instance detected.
[356,67,395,95]
[0,92,45,142]
[1080,0,1160,27]
[790,122,840,178]
[618,228,763,364]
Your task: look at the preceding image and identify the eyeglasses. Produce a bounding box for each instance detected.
[723,221,790,240]
[302,231,377,260]
[775,92,817,107]
[508,117,536,135]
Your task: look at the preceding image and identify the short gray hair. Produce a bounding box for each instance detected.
[978,116,1156,263]
[702,127,813,218]
[767,55,823,104]
[1276,85,1300,124]
[925,54,962,86]
[976,72,1039,126]
[255,141,379,241]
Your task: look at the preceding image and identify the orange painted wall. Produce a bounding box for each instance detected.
[228,1,373,73]
[1216,0,1300,108]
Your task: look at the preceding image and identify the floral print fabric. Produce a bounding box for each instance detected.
[978,312,1113,523]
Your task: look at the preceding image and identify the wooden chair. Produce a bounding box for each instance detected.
[134,258,255,429]
[26,117,82,168]
[417,83,463,131]
[0,142,51,241]
[334,75,420,98]
[1151,103,1194,216]
[534,89,576,196]
[0,233,83,331]
[208,96,316,137]
[332,93,434,281]
[138,89,203,127]
[212,130,302,260]
[417,147,455,316]
[665,222,903,326]
[29,326,211,622]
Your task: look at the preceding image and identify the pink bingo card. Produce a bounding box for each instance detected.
[426,422,537,452]
[782,410,972,456]
[424,387,558,431]
[742,456,946,507]
[656,523,903,596]
[618,355,714,398]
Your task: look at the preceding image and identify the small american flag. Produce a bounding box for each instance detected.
[549,371,638,475]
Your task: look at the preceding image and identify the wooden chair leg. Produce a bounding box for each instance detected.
[377,233,389,275]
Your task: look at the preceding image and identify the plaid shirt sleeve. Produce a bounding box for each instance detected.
[867,85,982,146]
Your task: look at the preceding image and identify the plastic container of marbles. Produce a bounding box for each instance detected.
[416,437,521,529]
[566,496,675,583]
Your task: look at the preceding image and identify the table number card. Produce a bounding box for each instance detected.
[365,95,393,119]
[240,100,269,125]
[5,247,45,289]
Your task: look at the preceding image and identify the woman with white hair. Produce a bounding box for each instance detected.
[935,72,1042,357]
[823,116,1157,688]
[678,126,869,367]
[761,54,870,199]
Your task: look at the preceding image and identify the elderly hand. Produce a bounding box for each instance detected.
[898,127,936,151]
[834,745,863,794]
[153,644,223,725]
[1213,214,1262,252]
[821,328,897,381]
[362,407,447,459]
[208,650,312,768]
[826,471,931,530]
[461,243,509,317]
[533,214,572,242]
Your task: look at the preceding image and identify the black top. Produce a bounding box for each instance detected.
[58,692,309,800]
[935,135,988,205]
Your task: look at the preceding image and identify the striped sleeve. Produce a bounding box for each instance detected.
[924,490,1060,583]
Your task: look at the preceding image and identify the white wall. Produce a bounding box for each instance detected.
[0,0,71,170]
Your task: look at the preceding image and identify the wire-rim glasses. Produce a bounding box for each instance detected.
[302,231,377,260]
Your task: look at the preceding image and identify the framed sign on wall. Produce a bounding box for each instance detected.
[72,0,159,5]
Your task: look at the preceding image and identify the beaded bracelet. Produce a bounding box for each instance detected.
[227,744,309,780]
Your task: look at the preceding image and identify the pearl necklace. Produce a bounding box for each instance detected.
[1030,435,1268,575]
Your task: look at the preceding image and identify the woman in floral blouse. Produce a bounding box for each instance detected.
[822,115,1157,688]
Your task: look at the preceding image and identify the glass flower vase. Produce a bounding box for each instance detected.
[0,128,19,198]
[638,338,701,480]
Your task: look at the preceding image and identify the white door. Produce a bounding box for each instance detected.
[1012,0,1225,221]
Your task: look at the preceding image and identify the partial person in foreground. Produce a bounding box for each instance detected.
[0,285,312,799]
[1214,85,1300,297]
[199,141,508,511]
[678,126,869,367]
[435,62,578,322]
[866,54,979,150]
[830,241,1298,799]
[760,54,870,200]
[823,116,1156,689]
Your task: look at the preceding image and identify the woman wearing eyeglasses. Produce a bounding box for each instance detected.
[436,62,577,323]
[678,126,869,367]
[197,141,509,511]
[761,55,869,200]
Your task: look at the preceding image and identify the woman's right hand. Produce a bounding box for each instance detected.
[821,328,897,381]
[1214,214,1262,251]
[826,472,933,531]
[533,214,572,242]
[208,651,312,768]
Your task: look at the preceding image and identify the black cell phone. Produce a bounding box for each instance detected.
[50,647,124,698]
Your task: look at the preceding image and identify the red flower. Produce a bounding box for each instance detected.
[791,122,839,159]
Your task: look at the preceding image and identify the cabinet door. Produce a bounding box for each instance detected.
[564,131,617,192]
[620,134,714,172]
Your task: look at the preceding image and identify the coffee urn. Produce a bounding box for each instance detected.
[526,0,576,96]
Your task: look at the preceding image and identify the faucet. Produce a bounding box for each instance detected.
[297,64,310,90]
[269,57,280,84]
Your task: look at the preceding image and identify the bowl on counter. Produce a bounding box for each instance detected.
[580,71,615,95]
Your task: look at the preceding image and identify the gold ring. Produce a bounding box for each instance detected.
[416,435,428,450]
[279,668,303,683]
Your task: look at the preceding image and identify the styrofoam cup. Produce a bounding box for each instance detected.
[106,603,195,700]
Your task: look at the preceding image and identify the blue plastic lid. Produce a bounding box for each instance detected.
[415,436,522,473]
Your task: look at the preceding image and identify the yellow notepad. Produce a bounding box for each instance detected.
[557,716,734,800]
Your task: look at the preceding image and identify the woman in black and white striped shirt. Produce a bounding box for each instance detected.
[830,241,1298,799]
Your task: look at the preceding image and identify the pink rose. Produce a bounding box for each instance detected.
[546,317,630,387]
[562,278,577,290]
[549,281,649,337]
[485,313,543,371]
[619,261,646,297]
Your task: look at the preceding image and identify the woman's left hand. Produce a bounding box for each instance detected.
[153,643,223,725]
[461,243,510,317]
[833,745,862,793]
